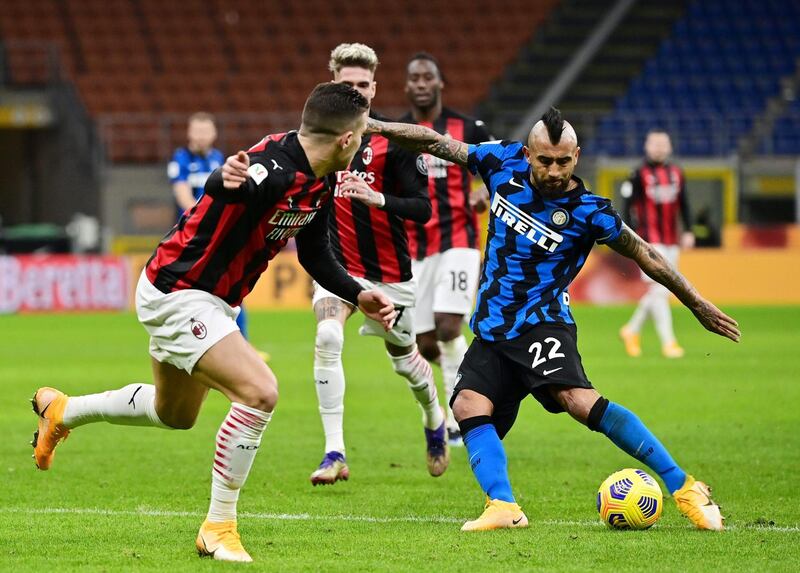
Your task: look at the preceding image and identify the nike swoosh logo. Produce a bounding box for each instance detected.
[542,367,563,376]
[512,516,524,525]
[508,178,525,188]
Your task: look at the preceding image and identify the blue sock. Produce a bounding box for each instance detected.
[236,306,249,339]
[598,402,687,493]
[463,424,515,503]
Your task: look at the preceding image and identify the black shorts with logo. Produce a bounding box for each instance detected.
[451,322,593,437]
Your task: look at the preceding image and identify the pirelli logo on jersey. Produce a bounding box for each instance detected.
[265,209,317,241]
[491,193,564,252]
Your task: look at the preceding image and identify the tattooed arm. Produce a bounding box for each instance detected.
[367,118,469,167]
[608,224,740,342]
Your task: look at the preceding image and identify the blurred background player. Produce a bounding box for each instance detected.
[168,113,265,358]
[222,44,447,486]
[401,52,493,446]
[30,83,396,563]
[365,108,739,532]
[619,129,695,359]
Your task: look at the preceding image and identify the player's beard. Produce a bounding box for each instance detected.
[533,175,570,198]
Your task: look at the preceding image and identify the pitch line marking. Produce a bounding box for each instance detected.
[0,507,798,533]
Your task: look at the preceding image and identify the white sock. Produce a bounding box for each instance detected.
[207,402,271,523]
[62,384,168,429]
[390,347,443,430]
[314,319,346,454]
[627,291,655,334]
[651,288,677,345]
[438,335,468,431]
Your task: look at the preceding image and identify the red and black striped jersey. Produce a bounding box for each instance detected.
[146,131,362,307]
[621,162,691,246]
[328,113,430,284]
[399,107,492,260]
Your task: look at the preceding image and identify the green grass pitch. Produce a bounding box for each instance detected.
[1,305,798,571]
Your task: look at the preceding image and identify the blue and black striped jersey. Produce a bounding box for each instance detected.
[467,140,622,341]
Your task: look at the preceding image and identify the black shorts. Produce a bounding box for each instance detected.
[452,323,593,435]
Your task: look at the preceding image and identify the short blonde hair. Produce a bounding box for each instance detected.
[328,43,379,74]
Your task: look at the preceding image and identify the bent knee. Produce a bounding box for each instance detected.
[315,319,344,355]
[550,386,599,423]
[158,410,199,430]
[417,339,439,362]
[452,390,492,422]
[235,378,279,412]
[435,323,462,342]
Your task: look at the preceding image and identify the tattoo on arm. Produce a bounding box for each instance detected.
[608,225,701,309]
[370,120,469,166]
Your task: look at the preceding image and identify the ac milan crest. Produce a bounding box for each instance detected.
[361,146,373,165]
[190,318,207,339]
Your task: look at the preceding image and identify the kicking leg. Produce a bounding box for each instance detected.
[550,385,723,530]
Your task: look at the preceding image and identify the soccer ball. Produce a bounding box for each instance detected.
[597,468,663,529]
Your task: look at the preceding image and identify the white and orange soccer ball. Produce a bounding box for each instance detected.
[597,468,663,529]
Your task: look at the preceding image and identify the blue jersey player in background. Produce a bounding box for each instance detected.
[366,108,740,532]
[168,113,257,346]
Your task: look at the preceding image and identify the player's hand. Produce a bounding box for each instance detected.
[470,185,490,214]
[690,298,740,342]
[222,151,250,189]
[340,172,384,208]
[357,289,397,331]
[680,231,696,250]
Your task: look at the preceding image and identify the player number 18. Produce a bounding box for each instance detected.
[450,271,468,291]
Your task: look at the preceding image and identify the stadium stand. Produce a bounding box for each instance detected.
[590,0,800,156]
[0,0,557,162]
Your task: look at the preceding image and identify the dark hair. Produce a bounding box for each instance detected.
[407,51,445,81]
[301,82,369,137]
[540,107,564,145]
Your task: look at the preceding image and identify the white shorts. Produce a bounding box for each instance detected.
[642,244,680,282]
[135,270,240,374]
[312,277,417,348]
[412,248,482,333]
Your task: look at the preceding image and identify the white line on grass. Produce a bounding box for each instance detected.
[1,507,798,533]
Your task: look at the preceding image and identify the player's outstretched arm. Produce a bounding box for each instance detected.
[608,224,740,342]
[367,118,469,167]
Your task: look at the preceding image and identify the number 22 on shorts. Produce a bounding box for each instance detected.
[528,337,565,373]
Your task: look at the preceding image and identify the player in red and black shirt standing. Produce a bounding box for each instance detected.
[29,83,395,564]
[400,52,493,446]
[223,44,448,486]
[619,129,695,359]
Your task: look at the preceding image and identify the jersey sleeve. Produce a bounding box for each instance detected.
[168,149,190,184]
[467,140,518,179]
[203,152,289,205]
[588,198,623,245]
[381,144,431,223]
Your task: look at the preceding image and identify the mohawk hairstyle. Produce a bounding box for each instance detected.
[540,107,565,145]
[407,51,445,81]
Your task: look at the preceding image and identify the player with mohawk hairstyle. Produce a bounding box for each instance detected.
[366,106,740,532]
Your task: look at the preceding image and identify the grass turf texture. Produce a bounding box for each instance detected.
[1,305,798,572]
